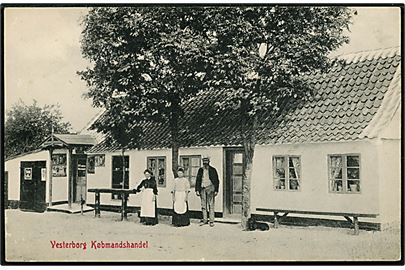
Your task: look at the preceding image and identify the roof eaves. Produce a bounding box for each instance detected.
[5,148,44,162]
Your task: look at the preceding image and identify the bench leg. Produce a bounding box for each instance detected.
[124,194,128,220]
[279,212,289,223]
[121,193,128,221]
[274,212,279,228]
[353,216,359,235]
[344,216,352,223]
[95,192,101,218]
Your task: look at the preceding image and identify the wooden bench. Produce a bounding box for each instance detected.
[255,208,378,235]
[88,188,137,221]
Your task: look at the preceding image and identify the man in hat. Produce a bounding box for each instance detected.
[195,156,219,227]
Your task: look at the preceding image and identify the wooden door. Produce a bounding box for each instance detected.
[225,149,244,215]
[74,157,87,202]
[20,161,46,212]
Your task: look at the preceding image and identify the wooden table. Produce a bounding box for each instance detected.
[88,188,138,221]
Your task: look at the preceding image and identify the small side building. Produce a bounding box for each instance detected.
[4,134,96,212]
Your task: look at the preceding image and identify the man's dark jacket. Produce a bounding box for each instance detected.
[195,165,219,193]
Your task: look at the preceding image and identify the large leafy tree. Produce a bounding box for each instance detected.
[5,100,71,158]
[79,6,353,229]
[201,6,354,229]
[79,7,211,177]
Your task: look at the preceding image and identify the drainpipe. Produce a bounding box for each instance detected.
[67,147,73,209]
[48,148,53,207]
[48,121,54,207]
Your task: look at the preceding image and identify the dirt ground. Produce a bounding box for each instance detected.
[4,209,401,262]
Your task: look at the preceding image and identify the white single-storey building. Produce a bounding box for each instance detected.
[4,47,401,229]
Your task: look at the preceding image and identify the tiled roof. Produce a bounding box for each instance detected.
[41,134,97,148]
[54,134,97,146]
[88,47,401,153]
[7,134,98,161]
[257,47,401,144]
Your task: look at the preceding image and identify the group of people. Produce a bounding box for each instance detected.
[134,157,219,227]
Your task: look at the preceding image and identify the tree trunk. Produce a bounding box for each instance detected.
[170,99,180,179]
[241,110,258,230]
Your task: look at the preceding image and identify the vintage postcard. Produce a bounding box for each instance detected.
[2,4,402,263]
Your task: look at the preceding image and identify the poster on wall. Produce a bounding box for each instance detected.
[94,154,105,167]
[41,168,46,181]
[87,156,95,174]
[52,154,67,177]
[24,168,32,180]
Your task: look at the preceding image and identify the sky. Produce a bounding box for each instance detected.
[4,6,401,132]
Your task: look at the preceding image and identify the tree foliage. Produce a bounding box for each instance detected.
[199,6,354,229]
[79,6,353,228]
[5,100,71,158]
[79,7,213,175]
[79,6,353,145]
[202,6,353,116]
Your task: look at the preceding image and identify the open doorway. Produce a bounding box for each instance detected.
[224,148,244,218]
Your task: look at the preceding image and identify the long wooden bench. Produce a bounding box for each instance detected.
[88,188,137,221]
[255,208,378,235]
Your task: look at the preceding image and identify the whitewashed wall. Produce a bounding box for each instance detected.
[378,104,401,227]
[251,140,381,221]
[6,137,395,226]
[377,139,400,227]
[86,138,398,226]
[86,146,224,212]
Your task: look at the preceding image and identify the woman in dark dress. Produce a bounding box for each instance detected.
[171,168,190,227]
[136,169,158,226]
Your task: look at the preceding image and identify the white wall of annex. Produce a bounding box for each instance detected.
[86,146,224,212]
[251,140,380,221]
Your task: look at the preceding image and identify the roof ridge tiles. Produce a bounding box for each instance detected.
[335,46,400,64]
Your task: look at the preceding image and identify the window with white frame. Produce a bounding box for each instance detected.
[147,157,166,188]
[273,156,301,191]
[180,155,201,188]
[329,154,360,193]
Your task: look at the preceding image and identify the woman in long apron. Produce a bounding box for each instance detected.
[171,167,190,227]
[136,169,158,226]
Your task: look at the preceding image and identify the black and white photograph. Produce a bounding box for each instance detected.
[94,154,106,167]
[2,3,402,263]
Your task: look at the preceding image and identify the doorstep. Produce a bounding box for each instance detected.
[47,203,94,214]
[215,215,241,224]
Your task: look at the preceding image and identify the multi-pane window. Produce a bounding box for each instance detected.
[147,157,166,187]
[273,156,301,191]
[329,154,360,193]
[180,155,201,188]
